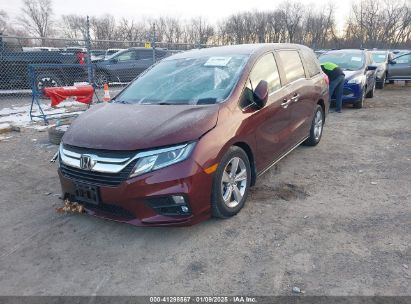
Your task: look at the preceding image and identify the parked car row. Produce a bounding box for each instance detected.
[0,34,171,90]
[317,48,411,108]
[90,49,125,62]
[93,47,170,86]
[0,36,86,90]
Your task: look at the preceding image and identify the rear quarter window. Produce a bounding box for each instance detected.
[138,50,153,59]
[301,49,322,78]
[277,50,306,83]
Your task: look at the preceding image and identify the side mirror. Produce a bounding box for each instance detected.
[389,60,396,65]
[367,65,377,71]
[109,58,118,64]
[253,80,269,109]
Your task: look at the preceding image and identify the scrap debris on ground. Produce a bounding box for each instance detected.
[55,200,85,214]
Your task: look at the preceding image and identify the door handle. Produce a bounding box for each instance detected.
[281,99,291,108]
[291,94,300,102]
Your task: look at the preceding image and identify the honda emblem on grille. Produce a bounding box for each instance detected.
[79,154,96,171]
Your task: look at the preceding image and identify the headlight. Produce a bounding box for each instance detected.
[348,76,364,84]
[129,142,196,177]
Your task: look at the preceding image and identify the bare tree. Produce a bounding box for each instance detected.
[0,10,8,34]
[302,3,336,48]
[61,14,88,40]
[279,1,305,43]
[344,0,411,48]
[18,0,53,42]
[3,0,409,49]
[91,14,117,47]
[117,18,148,43]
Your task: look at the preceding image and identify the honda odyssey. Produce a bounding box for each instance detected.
[58,44,329,226]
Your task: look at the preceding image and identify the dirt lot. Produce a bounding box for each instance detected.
[0,85,410,296]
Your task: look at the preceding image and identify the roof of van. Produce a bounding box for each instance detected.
[167,43,310,59]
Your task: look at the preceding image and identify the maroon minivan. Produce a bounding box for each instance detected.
[58,44,329,226]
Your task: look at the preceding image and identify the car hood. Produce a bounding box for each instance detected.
[62,103,220,151]
[343,70,363,83]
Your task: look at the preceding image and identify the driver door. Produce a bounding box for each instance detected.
[388,53,411,80]
[109,50,138,82]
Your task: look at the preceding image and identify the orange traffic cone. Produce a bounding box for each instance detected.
[103,83,111,102]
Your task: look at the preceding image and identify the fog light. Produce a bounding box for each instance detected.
[181,206,189,213]
[172,195,186,205]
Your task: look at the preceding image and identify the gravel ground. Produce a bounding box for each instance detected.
[0,85,410,296]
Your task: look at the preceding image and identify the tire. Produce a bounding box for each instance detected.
[211,147,251,219]
[376,75,385,89]
[353,88,366,109]
[304,105,324,146]
[36,72,62,91]
[48,125,69,145]
[366,81,375,98]
[94,70,109,88]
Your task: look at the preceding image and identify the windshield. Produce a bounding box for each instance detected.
[371,52,387,63]
[319,52,365,70]
[115,55,249,105]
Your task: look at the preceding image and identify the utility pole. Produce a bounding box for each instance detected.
[152,23,156,63]
[86,15,92,84]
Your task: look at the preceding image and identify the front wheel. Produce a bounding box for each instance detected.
[211,147,251,219]
[353,88,366,109]
[366,81,375,98]
[376,75,385,89]
[304,105,324,146]
[94,70,109,88]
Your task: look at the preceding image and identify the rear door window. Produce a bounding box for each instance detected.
[277,50,307,83]
[138,50,153,60]
[249,52,281,94]
[116,50,137,62]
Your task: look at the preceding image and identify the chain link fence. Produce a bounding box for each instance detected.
[0,32,211,123]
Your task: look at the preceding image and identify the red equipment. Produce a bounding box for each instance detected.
[77,52,85,65]
[43,85,94,107]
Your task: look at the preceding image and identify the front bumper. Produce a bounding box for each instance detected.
[58,158,213,226]
[342,83,363,103]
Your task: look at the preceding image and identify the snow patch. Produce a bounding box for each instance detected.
[0,100,88,130]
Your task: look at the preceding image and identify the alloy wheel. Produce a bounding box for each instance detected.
[95,72,108,88]
[221,157,248,208]
[313,110,323,141]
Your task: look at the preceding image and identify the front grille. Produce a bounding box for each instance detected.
[60,160,137,187]
[64,144,135,158]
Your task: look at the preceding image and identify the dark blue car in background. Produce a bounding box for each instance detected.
[319,49,377,109]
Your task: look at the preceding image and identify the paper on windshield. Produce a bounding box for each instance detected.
[204,57,232,67]
[352,57,362,62]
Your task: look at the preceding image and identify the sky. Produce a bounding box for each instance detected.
[1,0,353,33]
